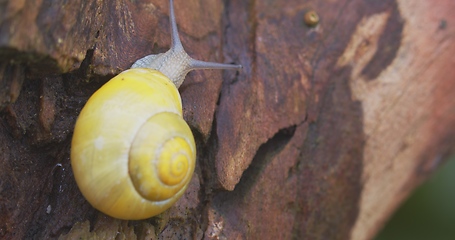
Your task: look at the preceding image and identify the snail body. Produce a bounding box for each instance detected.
[71,0,240,220]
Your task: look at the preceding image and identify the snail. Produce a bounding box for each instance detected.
[71,0,241,220]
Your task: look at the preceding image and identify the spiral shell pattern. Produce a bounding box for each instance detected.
[129,112,195,202]
[71,69,196,220]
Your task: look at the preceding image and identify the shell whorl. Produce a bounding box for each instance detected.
[129,112,195,202]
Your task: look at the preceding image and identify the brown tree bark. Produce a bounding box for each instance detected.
[1,0,454,239]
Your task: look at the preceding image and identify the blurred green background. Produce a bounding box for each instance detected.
[375,157,455,240]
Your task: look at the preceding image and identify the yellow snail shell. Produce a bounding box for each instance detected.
[71,0,241,220]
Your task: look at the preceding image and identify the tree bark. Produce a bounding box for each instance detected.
[1,0,454,239]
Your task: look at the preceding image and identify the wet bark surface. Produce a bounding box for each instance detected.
[1,0,455,239]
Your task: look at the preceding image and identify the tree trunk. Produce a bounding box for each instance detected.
[1,0,454,239]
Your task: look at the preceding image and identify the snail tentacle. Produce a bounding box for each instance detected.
[131,0,241,88]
